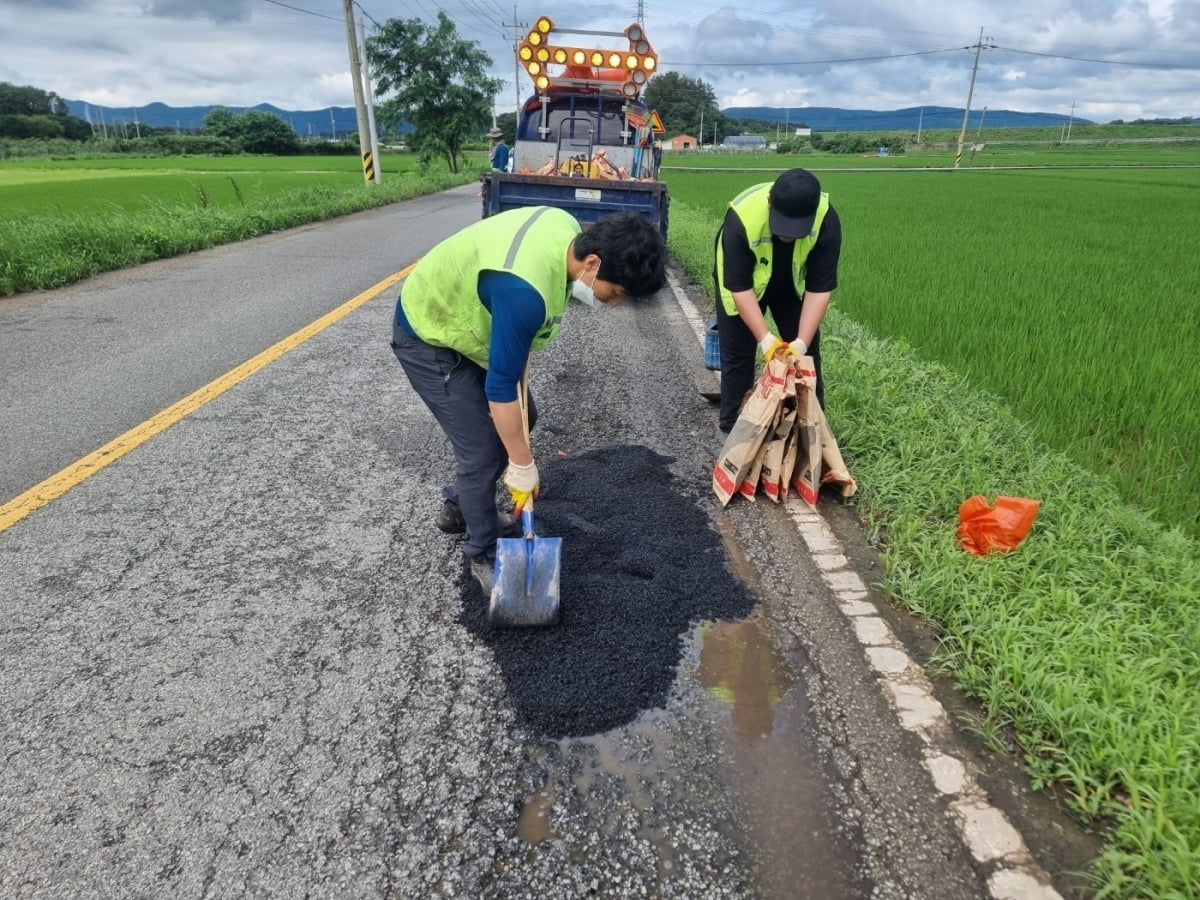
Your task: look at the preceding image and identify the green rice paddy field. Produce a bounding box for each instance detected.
[0,153,425,219]
[0,153,476,294]
[663,165,1200,541]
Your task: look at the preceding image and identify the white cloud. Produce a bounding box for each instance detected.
[0,0,1195,121]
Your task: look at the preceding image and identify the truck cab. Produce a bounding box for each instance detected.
[480,16,669,238]
[512,91,661,181]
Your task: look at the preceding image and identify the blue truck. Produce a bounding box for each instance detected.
[480,16,669,239]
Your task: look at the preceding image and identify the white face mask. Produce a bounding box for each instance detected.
[570,262,601,309]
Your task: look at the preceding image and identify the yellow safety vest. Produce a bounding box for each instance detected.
[715,182,830,315]
[401,207,579,368]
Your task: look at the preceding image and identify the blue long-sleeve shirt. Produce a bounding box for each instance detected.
[394,269,546,403]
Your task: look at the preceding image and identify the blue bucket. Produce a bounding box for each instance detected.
[704,317,721,369]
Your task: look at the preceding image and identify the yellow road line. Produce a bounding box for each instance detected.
[0,265,415,535]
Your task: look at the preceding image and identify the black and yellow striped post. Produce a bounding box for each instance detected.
[362,150,375,184]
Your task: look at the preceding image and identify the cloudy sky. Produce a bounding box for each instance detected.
[3,0,1197,123]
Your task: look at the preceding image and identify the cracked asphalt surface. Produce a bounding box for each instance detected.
[0,186,1099,898]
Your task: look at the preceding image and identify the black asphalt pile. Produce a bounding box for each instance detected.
[459,444,758,739]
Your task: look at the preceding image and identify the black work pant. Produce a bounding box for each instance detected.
[391,322,537,560]
[714,289,823,432]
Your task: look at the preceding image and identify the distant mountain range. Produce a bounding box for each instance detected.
[65,101,374,137]
[725,105,1091,130]
[65,99,1089,135]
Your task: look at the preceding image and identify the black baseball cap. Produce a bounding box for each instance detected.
[768,168,821,238]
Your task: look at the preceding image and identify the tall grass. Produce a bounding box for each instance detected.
[663,167,1200,540]
[0,164,476,294]
[666,193,1200,899]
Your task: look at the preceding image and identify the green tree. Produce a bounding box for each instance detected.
[366,12,501,173]
[201,107,300,155]
[495,111,517,144]
[641,72,725,144]
[0,82,67,116]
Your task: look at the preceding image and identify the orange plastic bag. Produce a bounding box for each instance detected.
[957,495,1041,555]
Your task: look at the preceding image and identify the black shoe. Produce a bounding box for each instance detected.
[468,552,495,594]
[435,500,520,537]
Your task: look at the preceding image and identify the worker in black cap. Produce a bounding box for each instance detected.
[713,168,842,436]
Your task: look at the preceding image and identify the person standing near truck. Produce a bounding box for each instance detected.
[391,207,666,593]
[487,126,509,172]
[713,168,842,436]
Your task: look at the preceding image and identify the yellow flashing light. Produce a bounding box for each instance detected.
[520,17,658,97]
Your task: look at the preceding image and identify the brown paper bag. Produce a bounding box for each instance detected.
[818,406,857,499]
[758,408,796,502]
[713,357,793,506]
[788,357,822,508]
[779,411,801,502]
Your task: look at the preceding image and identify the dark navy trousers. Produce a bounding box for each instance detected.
[391,324,536,559]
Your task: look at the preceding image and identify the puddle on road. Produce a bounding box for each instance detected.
[516,614,868,897]
[697,617,792,740]
[516,788,556,844]
[695,615,867,898]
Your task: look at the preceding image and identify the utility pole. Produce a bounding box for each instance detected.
[916,107,923,145]
[699,108,704,147]
[1064,101,1076,144]
[968,106,987,165]
[503,8,527,115]
[955,27,988,169]
[342,0,374,184]
[357,15,382,183]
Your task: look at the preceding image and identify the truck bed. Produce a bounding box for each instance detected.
[480,172,669,238]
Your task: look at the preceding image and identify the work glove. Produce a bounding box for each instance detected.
[757,333,788,361]
[788,338,807,357]
[503,459,540,511]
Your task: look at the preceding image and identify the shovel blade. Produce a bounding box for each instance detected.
[488,533,562,628]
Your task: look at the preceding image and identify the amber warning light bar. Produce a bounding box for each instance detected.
[519,17,658,98]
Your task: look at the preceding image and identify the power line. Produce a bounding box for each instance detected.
[258,0,341,22]
[992,45,1200,71]
[353,1,382,30]
[663,46,970,66]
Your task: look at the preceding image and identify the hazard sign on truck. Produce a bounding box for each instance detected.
[480,16,669,238]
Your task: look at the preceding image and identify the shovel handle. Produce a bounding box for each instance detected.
[518,361,532,443]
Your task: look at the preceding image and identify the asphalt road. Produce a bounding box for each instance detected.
[0,184,1097,899]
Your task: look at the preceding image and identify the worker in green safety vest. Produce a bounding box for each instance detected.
[713,168,843,437]
[391,208,666,594]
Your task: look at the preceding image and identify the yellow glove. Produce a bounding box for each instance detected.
[503,459,540,511]
[757,333,789,361]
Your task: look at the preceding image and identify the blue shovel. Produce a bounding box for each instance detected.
[487,371,562,627]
